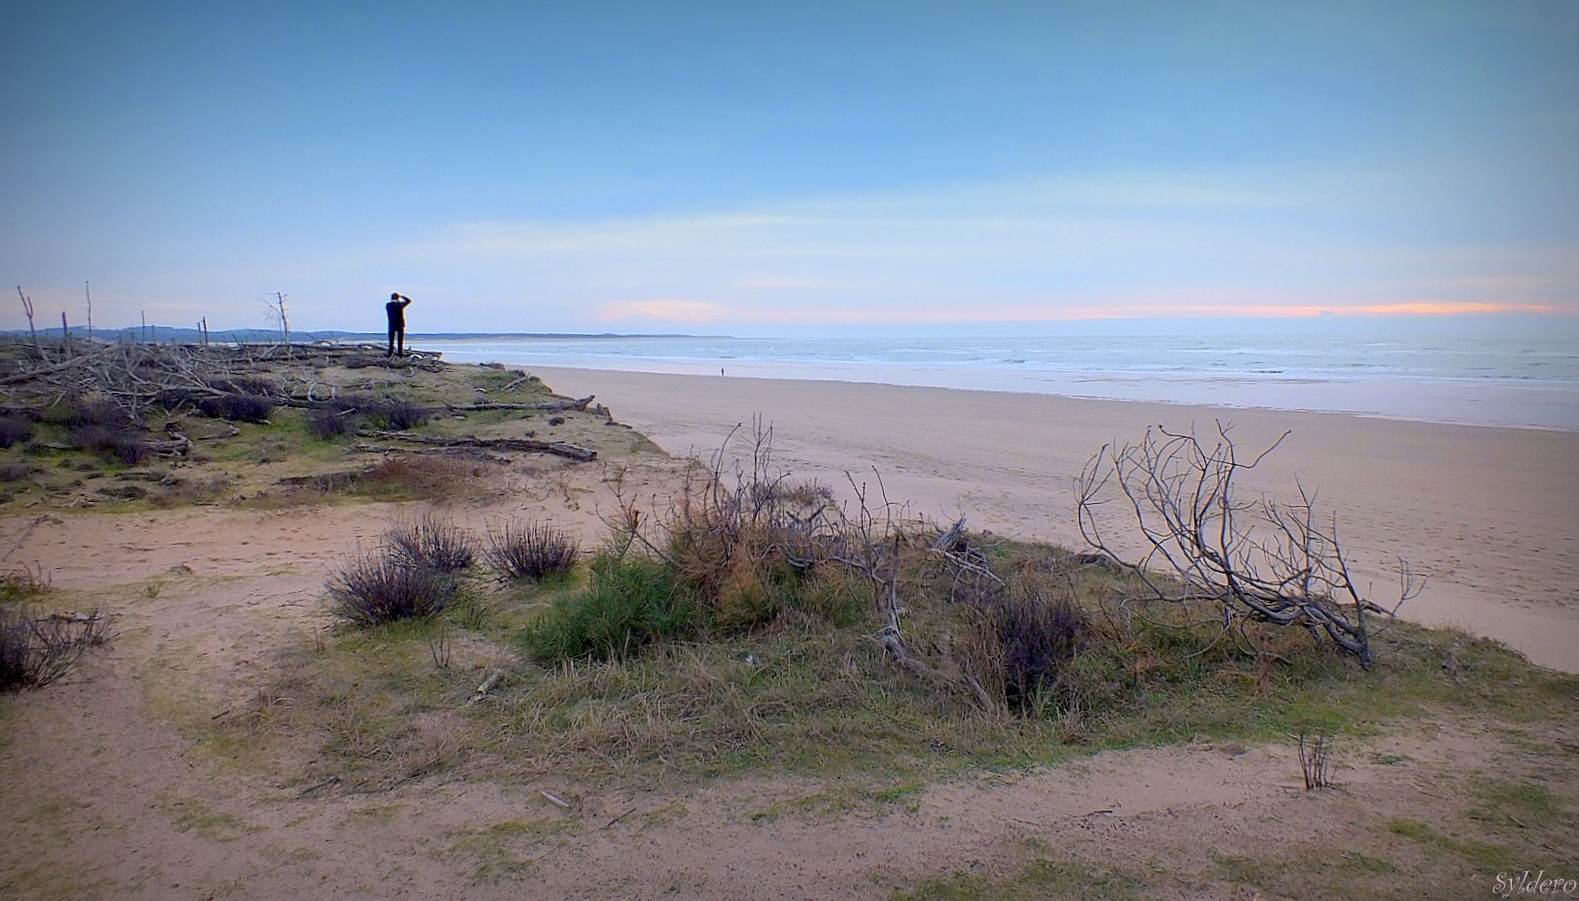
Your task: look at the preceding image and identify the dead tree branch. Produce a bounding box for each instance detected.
[1075,422,1417,666]
[361,429,597,462]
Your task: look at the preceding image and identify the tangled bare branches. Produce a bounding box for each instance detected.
[1076,423,1417,666]
[0,607,111,691]
[0,341,443,419]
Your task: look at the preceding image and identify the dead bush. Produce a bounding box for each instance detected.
[485,520,580,580]
[0,414,34,448]
[0,607,110,691]
[69,423,150,465]
[327,551,458,625]
[198,393,276,423]
[357,455,490,499]
[306,406,358,440]
[0,463,33,482]
[206,376,274,397]
[385,513,476,572]
[989,587,1090,714]
[1077,423,1415,666]
[366,397,429,431]
[150,473,233,507]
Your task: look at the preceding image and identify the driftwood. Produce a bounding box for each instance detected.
[353,444,514,464]
[873,535,997,711]
[442,395,594,413]
[273,395,593,415]
[362,429,597,462]
[466,669,506,706]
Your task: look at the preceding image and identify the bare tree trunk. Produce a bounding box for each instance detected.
[17,286,41,359]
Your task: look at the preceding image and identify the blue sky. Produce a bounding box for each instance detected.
[2,0,1576,336]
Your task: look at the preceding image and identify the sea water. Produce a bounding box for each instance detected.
[415,316,1579,431]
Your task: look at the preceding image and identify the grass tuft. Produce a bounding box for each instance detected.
[521,553,689,662]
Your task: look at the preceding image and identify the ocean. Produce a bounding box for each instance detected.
[415,317,1579,431]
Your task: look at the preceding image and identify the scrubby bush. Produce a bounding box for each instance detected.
[45,397,126,430]
[305,405,357,440]
[198,393,276,423]
[522,553,693,662]
[485,520,580,580]
[385,513,476,573]
[0,415,34,448]
[327,551,457,625]
[988,589,1090,715]
[1,573,108,691]
[366,397,429,431]
[355,455,489,499]
[69,423,149,465]
[0,463,32,482]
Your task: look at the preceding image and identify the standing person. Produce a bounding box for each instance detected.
[385,293,413,357]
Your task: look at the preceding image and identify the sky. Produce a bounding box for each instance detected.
[2,0,1577,337]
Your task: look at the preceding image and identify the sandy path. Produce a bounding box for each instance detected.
[530,367,1579,672]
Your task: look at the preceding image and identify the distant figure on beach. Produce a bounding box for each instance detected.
[385,293,412,357]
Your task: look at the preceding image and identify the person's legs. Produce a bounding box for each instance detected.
[396,326,405,356]
[387,324,397,356]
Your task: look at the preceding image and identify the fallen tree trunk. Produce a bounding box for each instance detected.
[361,429,597,462]
[442,395,594,413]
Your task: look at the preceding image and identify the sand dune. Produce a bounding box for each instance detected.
[531,366,1579,672]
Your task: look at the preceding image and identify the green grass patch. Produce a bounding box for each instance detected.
[891,857,1146,901]
[1386,818,1521,871]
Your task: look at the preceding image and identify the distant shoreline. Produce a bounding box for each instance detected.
[422,341,1579,433]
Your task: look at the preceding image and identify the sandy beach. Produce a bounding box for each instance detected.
[530,366,1579,673]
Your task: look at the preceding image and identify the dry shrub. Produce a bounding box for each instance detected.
[485,519,579,580]
[327,551,457,625]
[69,423,149,465]
[306,405,358,440]
[0,605,110,691]
[46,396,125,429]
[0,463,33,482]
[385,513,476,572]
[198,393,276,423]
[0,415,34,448]
[366,397,429,431]
[989,588,1089,714]
[634,430,840,633]
[150,473,233,507]
[358,455,490,498]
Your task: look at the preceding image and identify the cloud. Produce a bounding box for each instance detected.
[390,168,1579,330]
[596,298,731,323]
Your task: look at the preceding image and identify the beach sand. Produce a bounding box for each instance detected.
[531,366,1579,672]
